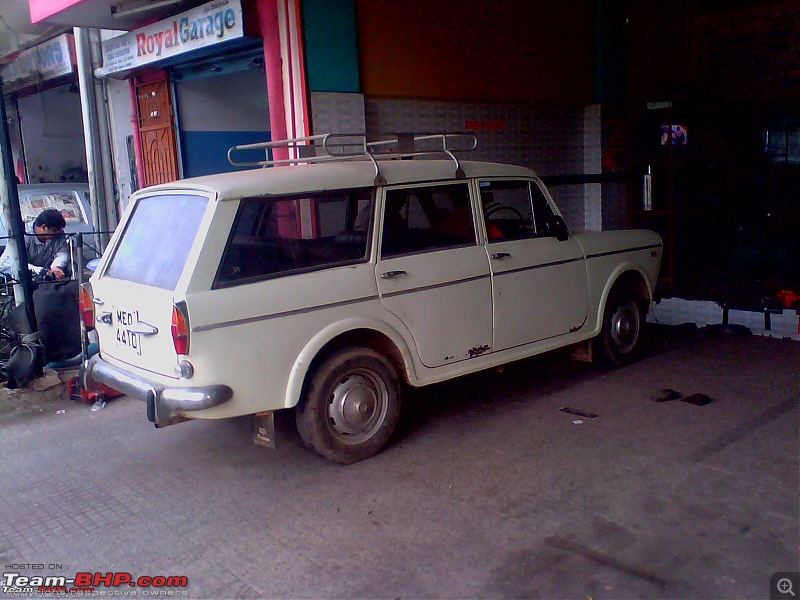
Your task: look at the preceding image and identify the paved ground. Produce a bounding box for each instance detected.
[1,327,798,599]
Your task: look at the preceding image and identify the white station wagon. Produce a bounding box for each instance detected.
[82,133,662,464]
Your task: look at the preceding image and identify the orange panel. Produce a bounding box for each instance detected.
[355,0,593,104]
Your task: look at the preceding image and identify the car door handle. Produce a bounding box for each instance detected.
[381,270,407,279]
[491,252,511,260]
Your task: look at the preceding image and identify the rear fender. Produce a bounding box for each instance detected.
[283,318,418,409]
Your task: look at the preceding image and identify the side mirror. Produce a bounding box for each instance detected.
[548,215,570,242]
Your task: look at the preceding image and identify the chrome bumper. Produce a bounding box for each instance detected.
[83,354,233,425]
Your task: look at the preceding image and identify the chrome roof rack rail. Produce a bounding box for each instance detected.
[227,132,478,184]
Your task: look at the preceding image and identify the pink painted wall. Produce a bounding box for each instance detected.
[28,0,84,23]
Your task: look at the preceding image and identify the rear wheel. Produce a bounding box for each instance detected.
[296,347,401,464]
[595,289,646,366]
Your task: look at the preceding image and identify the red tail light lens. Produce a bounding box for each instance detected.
[171,303,190,355]
[79,285,94,329]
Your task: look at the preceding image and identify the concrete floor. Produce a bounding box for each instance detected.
[1,328,798,599]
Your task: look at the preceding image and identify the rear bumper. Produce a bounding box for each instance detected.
[83,354,233,424]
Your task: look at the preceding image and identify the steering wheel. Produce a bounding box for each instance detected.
[486,204,525,221]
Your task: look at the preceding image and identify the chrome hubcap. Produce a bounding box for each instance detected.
[327,369,388,444]
[610,300,640,354]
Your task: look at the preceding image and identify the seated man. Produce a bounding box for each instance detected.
[0,208,69,281]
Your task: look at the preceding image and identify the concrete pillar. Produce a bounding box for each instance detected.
[75,27,117,249]
[257,0,309,160]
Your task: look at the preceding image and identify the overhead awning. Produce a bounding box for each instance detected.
[27,0,209,31]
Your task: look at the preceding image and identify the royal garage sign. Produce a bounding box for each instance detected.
[100,0,244,76]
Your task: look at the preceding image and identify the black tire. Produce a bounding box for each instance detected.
[295,347,401,464]
[594,288,646,367]
[295,400,314,450]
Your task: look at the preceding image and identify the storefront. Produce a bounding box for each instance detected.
[1,33,87,184]
[97,0,272,186]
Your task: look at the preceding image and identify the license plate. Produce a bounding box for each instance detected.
[115,308,142,356]
[115,327,142,355]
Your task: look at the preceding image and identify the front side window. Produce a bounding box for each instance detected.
[215,188,372,287]
[479,180,535,241]
[381,183,475,257]
[479,179,559,241]
[106,194,208,290]
[530,181,558,236]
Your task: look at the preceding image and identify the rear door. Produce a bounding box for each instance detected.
[91,191,210,376]
[376,182,493,368]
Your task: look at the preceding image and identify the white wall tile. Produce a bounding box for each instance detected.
[310,92,366,134]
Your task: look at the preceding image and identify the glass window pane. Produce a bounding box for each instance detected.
[478,180,534,241]
[381,183,475,257]
[530,181,557,235]
[106,194,208,290]
[216,188,372,287]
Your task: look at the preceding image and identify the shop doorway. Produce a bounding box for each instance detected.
[173,50,271,178]
[135,76,180,186]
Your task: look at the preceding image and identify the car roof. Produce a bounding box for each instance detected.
[137,159,538,200]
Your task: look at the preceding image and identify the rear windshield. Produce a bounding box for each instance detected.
[105,194,208,290]
[18,190,87,225]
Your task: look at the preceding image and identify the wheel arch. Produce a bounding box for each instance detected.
[284,320,416,410]
[595,264,654,333]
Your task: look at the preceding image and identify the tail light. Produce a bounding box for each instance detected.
[171,302,190,355]
[79,284,94,329]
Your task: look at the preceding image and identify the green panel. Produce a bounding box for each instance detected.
[303,0,360,93]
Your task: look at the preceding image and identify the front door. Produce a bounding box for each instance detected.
[376,182,493,368]
[480,178,589,351]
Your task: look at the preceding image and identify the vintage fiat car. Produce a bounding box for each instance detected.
[82,133,662,464]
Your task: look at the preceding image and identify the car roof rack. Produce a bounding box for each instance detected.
[226,132,478,185]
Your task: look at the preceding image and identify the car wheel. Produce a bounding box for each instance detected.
[295,347,401,464]
[595,289,646,367]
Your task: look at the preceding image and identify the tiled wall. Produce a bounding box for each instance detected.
[364,97,592,228]
[311,94,625,231]
[310,92,366,134]
[583,105,603,231]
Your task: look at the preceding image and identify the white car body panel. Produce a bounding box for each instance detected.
[487,235,589,349]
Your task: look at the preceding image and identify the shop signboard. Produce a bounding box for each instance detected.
[100,0,244,76]
[1,34,75,91]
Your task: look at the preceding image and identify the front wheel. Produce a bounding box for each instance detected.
[594,290,646,367]
[296,347,401,464]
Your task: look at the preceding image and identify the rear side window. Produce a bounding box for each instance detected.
[215,188,373,287]
[105,194,208,290]
[381,183,475,257]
